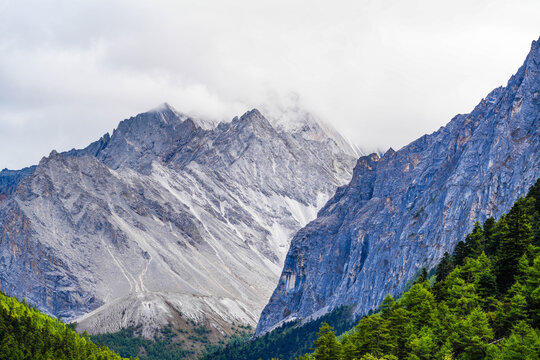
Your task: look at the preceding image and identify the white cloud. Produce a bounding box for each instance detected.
[1,0,539,169]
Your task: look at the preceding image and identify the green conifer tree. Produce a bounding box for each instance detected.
[435,252,454,284]
[313,323,341,360]
[453,241,469,266]
[496,197,534,292]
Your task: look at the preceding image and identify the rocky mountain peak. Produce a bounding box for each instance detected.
[382,147,396,159]
[148,102,178,115]
[0,103,357,339]
[241,108,264,120]
[37,149,67,168]
[229,108,274,133]
[523,38,540,71]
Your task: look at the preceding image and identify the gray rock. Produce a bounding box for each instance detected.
[0,166,36,196]
[0,105,356,337]
[256,38,540,335]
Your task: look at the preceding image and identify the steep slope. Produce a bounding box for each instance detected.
[302,179,540,359]
[0,105,356,339]
[256,38,540,335]
[0,290,128,360]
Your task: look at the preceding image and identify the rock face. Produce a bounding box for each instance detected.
[0,166,36,196]
[256,39,540,335]
[0,105,356,337]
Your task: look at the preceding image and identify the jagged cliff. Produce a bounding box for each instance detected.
[0,105,356,337]
[256,38,540,335]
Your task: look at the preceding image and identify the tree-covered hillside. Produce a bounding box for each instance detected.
[90,321,253,360]
[0,291,131,360]
[201,305,355,360]
[301,178,540,360]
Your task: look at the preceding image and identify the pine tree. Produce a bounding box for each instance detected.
[435,252,454,284]
[420,267,428,283]
[340,338,357,360]
[498,321,540,360]
[388,307,413,359]
[521,255,540,328]
[400,283,436,328]
[483,217,497,256]
[526,178,540,214]
[407,326,437,359]
[465,222,486,256]
[453,241,469,266]
[496,197,535,292]
[350,315,393,358]
[449,307,493,358]
[313,323,341,360]
[477,273,499,309]
[380,295,396,320]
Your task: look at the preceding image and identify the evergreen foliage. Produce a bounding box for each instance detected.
[312,323,342,360]
[201,305,355,360]
[304,178,540,360]
[0,291,130,360]
[90,325,191,360]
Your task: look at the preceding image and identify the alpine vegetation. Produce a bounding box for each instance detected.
[301,178,540,360]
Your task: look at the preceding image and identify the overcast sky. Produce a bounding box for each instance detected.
[1,0,539,169]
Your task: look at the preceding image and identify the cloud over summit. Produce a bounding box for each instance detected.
[1,0,540,169]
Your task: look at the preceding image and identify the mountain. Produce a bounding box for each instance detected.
[301,179,540,359]
[256,38,540,335]
[0,105,356,340]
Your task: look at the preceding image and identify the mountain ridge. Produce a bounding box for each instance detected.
[0,104,357,342]
[256,37,540,335]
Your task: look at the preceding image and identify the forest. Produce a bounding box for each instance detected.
[0,291,130,360]
[202,305,355,360]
